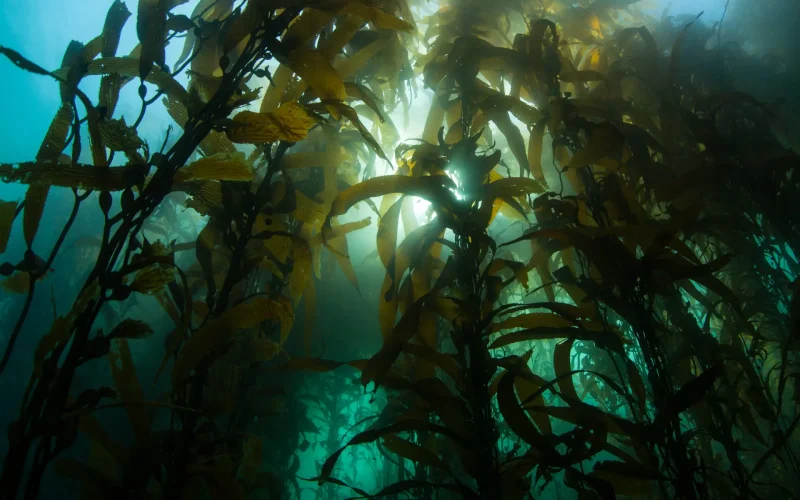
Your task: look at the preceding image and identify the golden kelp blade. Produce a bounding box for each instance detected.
[17,101,75,249]
[98,118,144,153]
[328,175,454,220]
[285,46,347,102]
[226,102,317,144]
[174,152,253,183]
[527,120,547,185]
[338,2,415,32]
[172,296,294,387]
[345,82,387,123]
[37,105,72,162]
[222,0,274,56]
[163,95,237,156]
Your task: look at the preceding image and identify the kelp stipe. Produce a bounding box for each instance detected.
[0,0,799,499]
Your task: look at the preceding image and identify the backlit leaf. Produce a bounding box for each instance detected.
[325,175,454,234]
[340,3,414,32]
[174,152,253,183]
[528,120,546,184]
[286,46,347,102]
[377,197,403,269]
[227,103,317,144]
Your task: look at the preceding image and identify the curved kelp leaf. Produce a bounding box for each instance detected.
[324,175,455,240]
[174,152,253,183]
[172,296,294,387]
[226,102,317,144]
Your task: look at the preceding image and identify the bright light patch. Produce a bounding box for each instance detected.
[413,198,433,219]
[445,168,467,201]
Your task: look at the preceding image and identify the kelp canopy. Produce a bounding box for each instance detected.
[0,0,799,498]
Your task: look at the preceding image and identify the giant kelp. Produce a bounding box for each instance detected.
[0,0,799,499]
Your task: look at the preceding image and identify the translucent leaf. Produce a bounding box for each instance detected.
[326,218,368,292]
[286,46,347,101]
[326,175,454,231]
[322,102,389,162]
[340,3,414,32]
[482,177,545,201]
[377,198,403,269]
[335,37,392,80]
[527,120,546,184]
[174,152,253,183]
[54,56,190,104]
[23,184,49,248]
[345,82,387,123]
[37,105,72,162]
[226,103,317,144]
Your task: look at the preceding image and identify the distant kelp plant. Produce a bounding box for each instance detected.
[0,0,799,499]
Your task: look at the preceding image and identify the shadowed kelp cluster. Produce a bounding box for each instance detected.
[0,0,799,499]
